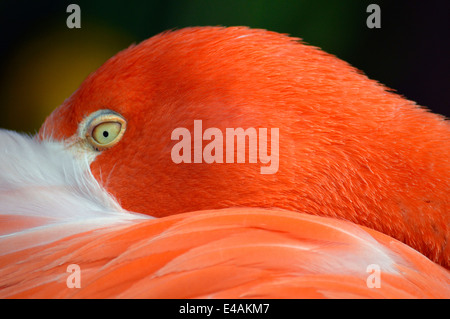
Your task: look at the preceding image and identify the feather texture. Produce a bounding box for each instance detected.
[1,27,449,298]
[0,131,448,298]
[0,130,148,254]
[40,27,450,267]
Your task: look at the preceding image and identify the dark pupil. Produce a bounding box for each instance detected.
[103,131,109,138]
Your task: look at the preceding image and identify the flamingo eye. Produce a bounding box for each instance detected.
[84,110,127,151]
[92,122,122,145]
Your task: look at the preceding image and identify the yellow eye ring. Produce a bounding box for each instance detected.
[84,110,127,151]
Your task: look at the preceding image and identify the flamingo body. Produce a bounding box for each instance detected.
[40,27,449,268]
[1,207,449,298]
[0,131,448,298]
[1,27,449,298]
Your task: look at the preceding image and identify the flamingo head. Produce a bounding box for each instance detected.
[39,27,449,267]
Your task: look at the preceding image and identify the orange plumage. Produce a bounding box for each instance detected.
[41,27,449,268]
[1,208,449,298]
[1,27,448,299]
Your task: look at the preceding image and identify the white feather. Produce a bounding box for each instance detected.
[0,130,400,274]
[0,129,150,254]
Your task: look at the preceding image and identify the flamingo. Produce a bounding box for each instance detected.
[0,27,449,299]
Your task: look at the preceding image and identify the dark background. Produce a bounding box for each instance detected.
[0,0,449,134]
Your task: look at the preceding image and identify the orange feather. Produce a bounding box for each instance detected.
[1,209,449,298]
[1,27,448,299]
[40,27,449,268]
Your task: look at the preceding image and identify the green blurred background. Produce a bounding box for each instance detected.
[0,0,449,134]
